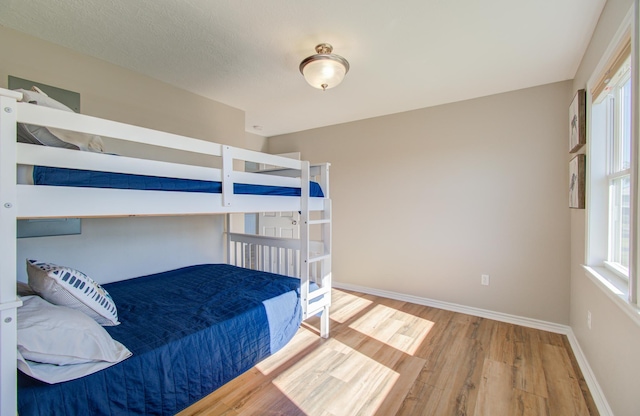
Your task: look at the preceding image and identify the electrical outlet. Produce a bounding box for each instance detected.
[481,274,490,286]
[587,311,592,329]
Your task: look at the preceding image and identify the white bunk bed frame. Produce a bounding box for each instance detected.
[0,87,332,415]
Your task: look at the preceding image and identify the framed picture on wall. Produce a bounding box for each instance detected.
[569,154,585,209]
[569,89,586,153]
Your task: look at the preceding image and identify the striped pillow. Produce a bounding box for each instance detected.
[26,259,119,326]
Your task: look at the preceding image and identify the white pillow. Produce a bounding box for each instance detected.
[16,87,105,152]
[27,259,119,326]
[17,296,131,384]
[17,122,80,150]
[19,87,75,112]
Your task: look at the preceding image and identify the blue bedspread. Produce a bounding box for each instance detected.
[18,264,304,415]
[33,166,324,197]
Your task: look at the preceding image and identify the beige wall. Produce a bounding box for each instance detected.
[0,26,247,282]
[244,131,268,152]
[269,81,572,324]
[570,0,640,415]
[0,26,243,145]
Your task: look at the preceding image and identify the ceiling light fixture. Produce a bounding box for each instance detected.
[299,43,350,91]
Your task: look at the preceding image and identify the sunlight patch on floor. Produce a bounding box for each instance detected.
[329,289,373,323]
[271,337,399,416]
[256,326,321,375]
[349,304,434,355]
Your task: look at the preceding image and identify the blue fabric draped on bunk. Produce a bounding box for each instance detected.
[18,264,304,415]
[32,166,325,197]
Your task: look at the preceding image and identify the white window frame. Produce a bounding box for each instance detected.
[603,71,632,278]
[585,2,640,313]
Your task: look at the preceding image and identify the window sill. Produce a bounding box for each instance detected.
[603,261,629,281]
[582,265,640,328]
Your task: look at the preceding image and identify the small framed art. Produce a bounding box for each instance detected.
[569,89,586,153]
[569,154,585,209]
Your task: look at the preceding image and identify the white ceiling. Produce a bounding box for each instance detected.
[0,0,606,137]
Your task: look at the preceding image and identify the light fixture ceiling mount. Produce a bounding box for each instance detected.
[299,43,350,91]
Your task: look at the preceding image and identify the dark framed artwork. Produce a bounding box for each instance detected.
[569,89,586,153]
[569,154,585,209]
[8,75,80,112]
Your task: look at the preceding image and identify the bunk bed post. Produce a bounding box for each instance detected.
[300,161,311,330]
[314,163,331,338]
[221,145,234,208]
[318,163,330,199]
[0,89,23,416]
[225,214,231,265]
[320,197,332,338]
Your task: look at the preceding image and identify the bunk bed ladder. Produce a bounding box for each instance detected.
[300,162,332,339]
[224,161,332,338]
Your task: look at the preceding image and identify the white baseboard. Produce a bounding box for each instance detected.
[332,281,612,416]
[564,329,614,416]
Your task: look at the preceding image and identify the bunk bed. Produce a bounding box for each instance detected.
[0,87,332,415]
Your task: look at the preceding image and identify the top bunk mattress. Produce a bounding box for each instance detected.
[18,264,304,415]
[31,166,325,197]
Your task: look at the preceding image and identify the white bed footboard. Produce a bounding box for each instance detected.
[229,232,304,277]
[228,231,332,337]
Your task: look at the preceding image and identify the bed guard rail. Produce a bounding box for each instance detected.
[227,231,332,336]
[227,232,326,279]
[1,88,327,215]
[221,147,327,207]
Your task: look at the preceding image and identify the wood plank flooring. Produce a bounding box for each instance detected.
[179,289,598,416]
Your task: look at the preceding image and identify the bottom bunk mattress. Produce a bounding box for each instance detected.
[18,264,304,415]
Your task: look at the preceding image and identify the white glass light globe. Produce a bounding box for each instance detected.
[299,44,350,91]
[302,58,347,90]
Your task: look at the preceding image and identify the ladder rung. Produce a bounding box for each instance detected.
[308,219,331,225]
[308,285,331,299]
[305,299,331,318]
[307,254,330,264]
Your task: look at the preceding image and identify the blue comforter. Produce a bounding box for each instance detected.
[18,264,303,415]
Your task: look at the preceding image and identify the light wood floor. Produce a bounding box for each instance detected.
[179,289,598,416]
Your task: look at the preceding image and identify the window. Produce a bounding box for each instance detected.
[593,56,632,278]
[585,8,638,307]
